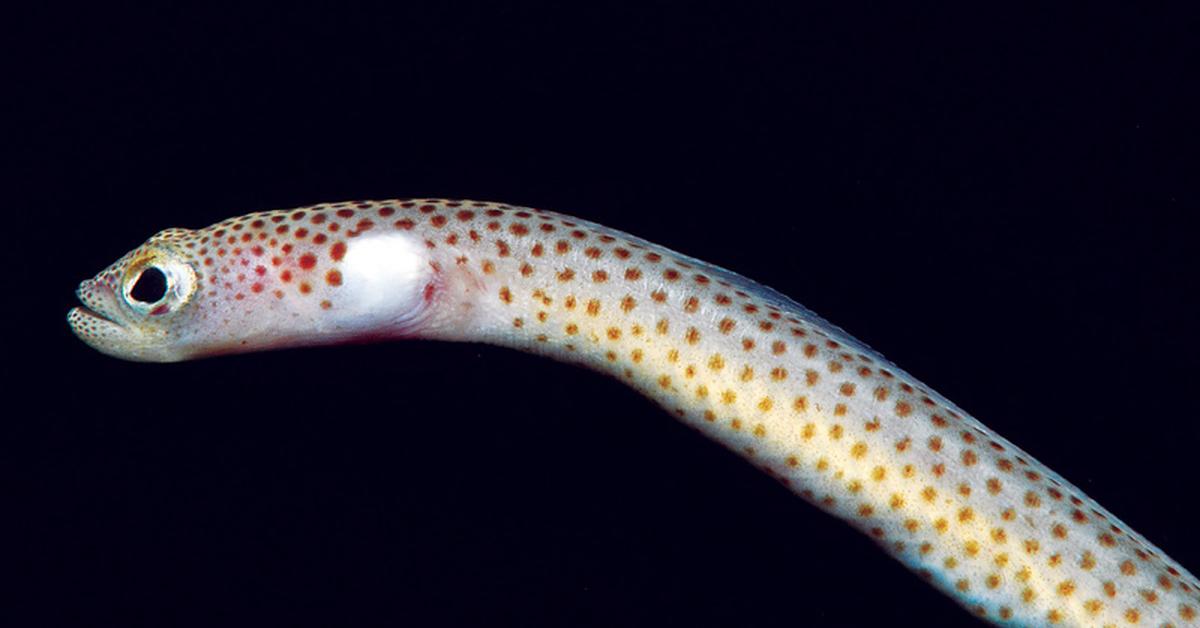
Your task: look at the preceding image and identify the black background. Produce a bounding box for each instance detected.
[9,3,1199,627]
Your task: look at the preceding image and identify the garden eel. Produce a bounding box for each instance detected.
[68,199,1199,626]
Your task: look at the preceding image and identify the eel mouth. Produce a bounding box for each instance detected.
[70,304,117,325]
[69,279,126,332]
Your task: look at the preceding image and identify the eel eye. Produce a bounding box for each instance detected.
[130,266,168,304]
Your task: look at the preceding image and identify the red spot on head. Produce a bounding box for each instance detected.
[311,213,327,224]
[299,254,317,270]
[280,270,293,282]
[336,209,355,218]
[255,265,267,276]
[251,282,264,293]
[331,241,347,261]
[326,269,342,286]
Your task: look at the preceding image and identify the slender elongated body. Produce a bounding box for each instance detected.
[70,199,1198,626]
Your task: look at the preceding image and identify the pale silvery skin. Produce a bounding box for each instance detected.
[70,199,1200,626]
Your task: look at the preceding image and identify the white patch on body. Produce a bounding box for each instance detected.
[328,233,430,332]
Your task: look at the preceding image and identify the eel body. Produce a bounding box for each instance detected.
[68,199,1199,626]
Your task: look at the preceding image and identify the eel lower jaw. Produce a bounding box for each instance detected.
[70,305,117,325]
